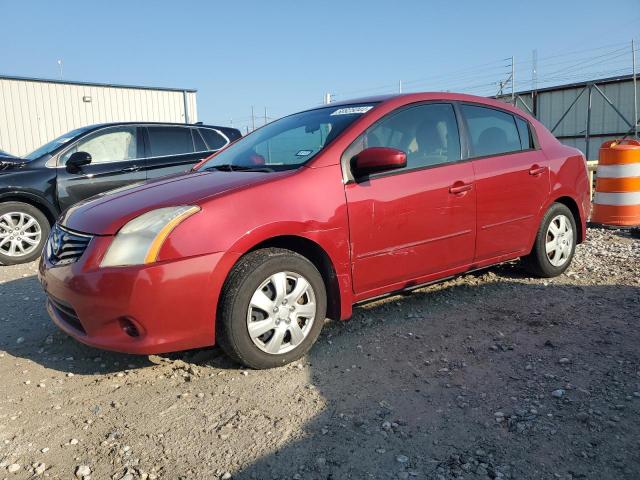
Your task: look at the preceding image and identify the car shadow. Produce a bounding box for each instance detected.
[2,272,639,478]
[232,280,640,479]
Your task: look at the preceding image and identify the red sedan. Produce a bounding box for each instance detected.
[39,93,590,369]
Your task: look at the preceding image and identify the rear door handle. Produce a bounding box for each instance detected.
[122,165,140,173]
[449,182,473,195]
[529,165,546,176]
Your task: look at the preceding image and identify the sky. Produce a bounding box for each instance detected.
[1,0,638,133]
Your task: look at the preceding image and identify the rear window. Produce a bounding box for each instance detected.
[460,105,521,157]
[147,127,194,157]
[199,128,227,150]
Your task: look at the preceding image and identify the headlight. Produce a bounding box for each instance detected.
[100,206,200,267]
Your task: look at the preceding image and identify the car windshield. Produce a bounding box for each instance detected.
[198,103,378,172]
[23,126,94,161]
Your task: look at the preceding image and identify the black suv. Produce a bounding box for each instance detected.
[0,122,241,265]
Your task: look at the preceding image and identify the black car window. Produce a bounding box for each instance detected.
[147,127,195,157]
[192,129,207,152]
[199,128,227,150]
[346,103,461,172]
[60,127,138,164]
[515,116,533,150]
[460,105,521,157]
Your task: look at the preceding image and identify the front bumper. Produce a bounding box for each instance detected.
[39,235,233,355]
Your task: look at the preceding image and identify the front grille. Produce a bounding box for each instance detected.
[48,296,86,334]
[46,224,92,266]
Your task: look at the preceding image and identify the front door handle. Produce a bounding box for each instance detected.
[449,182,473,195]
[529,165,546,176]
[122,165,140,173]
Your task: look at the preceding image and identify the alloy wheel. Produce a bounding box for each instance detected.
[0,212,42,257]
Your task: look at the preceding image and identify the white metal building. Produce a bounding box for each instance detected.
[0,75,198,156]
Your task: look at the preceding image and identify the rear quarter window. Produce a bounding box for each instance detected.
[199,128,228,150]
[515,116,534,150]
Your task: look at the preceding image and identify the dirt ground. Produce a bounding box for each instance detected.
[0,227,639,480]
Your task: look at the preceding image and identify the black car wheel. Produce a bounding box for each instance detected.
[217,248,327,369]
[0,201,50,265]
[522,203,577,278]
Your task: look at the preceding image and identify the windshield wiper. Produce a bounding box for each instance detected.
[202,164,275,173]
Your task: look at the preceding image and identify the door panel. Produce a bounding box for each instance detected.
[56,127,146,211]
[473,150,549,259]
[346,162,476,295]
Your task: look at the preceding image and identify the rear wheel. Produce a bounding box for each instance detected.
[217,248,327,369]
[522,203,576,278]
[0,202,50,265]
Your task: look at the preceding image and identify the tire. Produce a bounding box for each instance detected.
[0,201,50,266]
[522,203,577,278]
[217,247,327,369]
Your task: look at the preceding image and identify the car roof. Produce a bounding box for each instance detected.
[317,92,529,119]
[81,121,238,131]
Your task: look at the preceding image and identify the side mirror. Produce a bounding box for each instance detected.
[352,147,406,178]
[66,151,92,172]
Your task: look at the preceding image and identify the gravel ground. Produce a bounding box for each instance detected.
[0,227,639,480]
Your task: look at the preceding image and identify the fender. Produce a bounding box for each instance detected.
[0,189,60,223]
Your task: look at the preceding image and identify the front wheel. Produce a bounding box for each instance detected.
[522,203,577,278]
[217,248,327,369]
[0,202,50,265]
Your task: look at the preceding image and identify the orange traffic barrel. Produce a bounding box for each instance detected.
[591,139,640,227]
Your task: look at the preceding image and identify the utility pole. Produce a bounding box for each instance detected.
[511,56,515,106]
[57,59,63,80]
[251,106,255,132]
[532,49,538,117]
[632,39,638,137]
[398,80,402,94]
[323,93,333,104]
[264,107,268,126]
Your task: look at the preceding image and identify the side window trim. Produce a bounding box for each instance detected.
[341,101,463,183]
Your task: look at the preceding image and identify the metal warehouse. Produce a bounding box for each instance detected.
[0,75,198,156]
[499,74,638,159]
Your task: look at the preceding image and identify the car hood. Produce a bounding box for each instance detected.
[0,156,28,171]
[61,170,289,235]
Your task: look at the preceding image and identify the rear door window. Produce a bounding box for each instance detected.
[199,128,228,150]
[460,105,521,157]
[147,127,194,157]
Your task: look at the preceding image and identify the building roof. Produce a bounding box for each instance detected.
[0,74,196,93]
[512,73,636,96]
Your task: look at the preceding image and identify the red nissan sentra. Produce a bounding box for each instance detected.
[39,93,590,369]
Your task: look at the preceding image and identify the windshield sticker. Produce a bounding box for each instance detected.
[330,106,374,116]
[296,150,313,156]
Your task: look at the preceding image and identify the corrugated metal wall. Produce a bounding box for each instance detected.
[0,77,198,156]
[499,77,638,159]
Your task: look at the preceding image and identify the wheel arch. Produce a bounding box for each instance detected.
[0,191,59,225]
[245,235,342,322]
[553,195,584,244]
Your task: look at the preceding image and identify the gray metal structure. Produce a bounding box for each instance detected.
[498,73,639,159]
[0,75,198,156]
